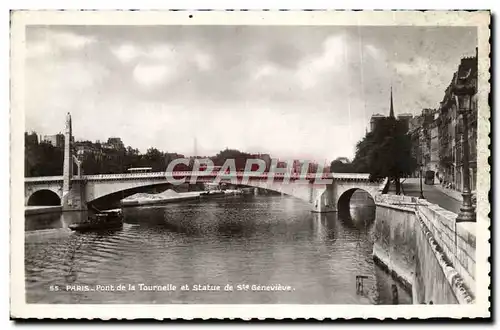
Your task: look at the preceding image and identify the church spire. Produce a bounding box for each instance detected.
[389,86,395,118]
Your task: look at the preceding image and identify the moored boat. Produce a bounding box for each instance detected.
[69,209,123,232]
[200,191,226,198]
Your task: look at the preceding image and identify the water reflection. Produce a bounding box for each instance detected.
[24,195,411,304]
[312,213,337,243]
[25,211,90,231]
[338,190,376,231]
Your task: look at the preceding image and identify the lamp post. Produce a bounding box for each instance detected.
[419,128,425,199]
[453,86,476,222]
[419,163,425,199]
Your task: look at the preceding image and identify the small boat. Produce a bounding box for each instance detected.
[200,191,226,198]
[69,209,123,232]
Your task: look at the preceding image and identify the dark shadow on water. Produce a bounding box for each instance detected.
[25,211,92,231]
[337,189,376,231]
[311,212,338,243]
[25,212,64,231]
[338,206,376,231]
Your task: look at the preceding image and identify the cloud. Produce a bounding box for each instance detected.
[193,52,213,71]
[364,44,383,60]
[133,63,175,87]
[27,30,96,59]
[24,26,477,162]
[111,43,179,63]
[146,44,179,61]
[295,35,347,89]
[392,56,456,109]
[252,63,279,81]
[52,31,96,50]
[113,42,213,87]
[111,44,141,63]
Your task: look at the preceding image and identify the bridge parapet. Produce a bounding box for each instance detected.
[84,172,166,181]
[25,171,375,183]
[25,176,63,183]
[76,171,334,182]
[330,173,371,180]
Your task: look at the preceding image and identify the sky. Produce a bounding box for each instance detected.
[25,25,477,162]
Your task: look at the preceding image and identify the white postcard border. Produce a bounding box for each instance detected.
[10,10,491,319]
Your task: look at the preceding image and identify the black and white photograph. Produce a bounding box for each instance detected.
[10,10,490,319]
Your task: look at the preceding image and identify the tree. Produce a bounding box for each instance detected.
[330,157,355,173]
[144,147,165,171]
[212,148,252,170]
[353,117,417,194]
[352,132,375,173]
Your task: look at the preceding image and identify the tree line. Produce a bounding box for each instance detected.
[25,132,190,176]
[27,117,417,194]
[25,133,275,176]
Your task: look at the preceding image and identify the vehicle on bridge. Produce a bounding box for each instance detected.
[127,167,152,173]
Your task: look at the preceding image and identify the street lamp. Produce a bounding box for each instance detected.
[453,85,476,222]
[419,162,425,199]
[419,129,425,199]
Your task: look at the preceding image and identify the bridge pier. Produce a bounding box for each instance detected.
[311,186,337,213]
[311,195,337,213]
[62,179,87,211]
[312,203,337,213]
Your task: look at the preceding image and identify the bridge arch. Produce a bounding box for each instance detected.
[337,188,375,213]
[27,189,61,206]
[86,182,176,210]
[337,188,376,230]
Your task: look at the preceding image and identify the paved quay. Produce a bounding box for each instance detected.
[388,178,462,214]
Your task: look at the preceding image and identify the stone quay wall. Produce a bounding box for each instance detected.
[373,194,475,304]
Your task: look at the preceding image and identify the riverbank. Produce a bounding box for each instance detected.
[25,205,62,215]
[121,190,201,206]
[373,194,475,304]
[121,189,243,207]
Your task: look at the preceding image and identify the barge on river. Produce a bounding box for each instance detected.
[69,209,123,232]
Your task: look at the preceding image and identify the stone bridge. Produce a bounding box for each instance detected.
[25,112,382,212]
[24,171,382,212]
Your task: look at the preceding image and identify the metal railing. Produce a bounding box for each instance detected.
[25,171,373,182]
[24,176,63,182]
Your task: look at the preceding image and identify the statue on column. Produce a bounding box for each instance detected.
[62,112,73,208]
[73,155,82,177]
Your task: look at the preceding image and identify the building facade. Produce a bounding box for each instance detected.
[103,137,125,150]
[406,51,477,192]
[42,133,64,148]
[397,113,413,133]
[369,87,413,133]
[74,140,98,156]
[369,114,385,132]
[409,109,437,178]
[437,54,478,192]
[429,112,440,177]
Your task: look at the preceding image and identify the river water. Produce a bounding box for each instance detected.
[25,193,411,304]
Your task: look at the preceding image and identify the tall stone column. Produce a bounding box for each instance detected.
[62,112,73,209]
